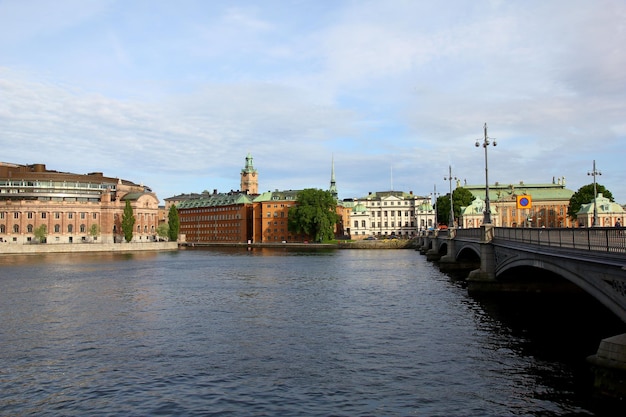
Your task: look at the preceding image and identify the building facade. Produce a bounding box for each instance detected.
[461,178,574,228]
[0,162,159,244]
[177,190,255,242]
[344,191,433,238]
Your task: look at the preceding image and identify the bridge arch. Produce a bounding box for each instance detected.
[496,257,626,323]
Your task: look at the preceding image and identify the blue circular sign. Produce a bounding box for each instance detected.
[519,197,530,207]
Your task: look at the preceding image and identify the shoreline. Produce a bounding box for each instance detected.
[0,241,178,255]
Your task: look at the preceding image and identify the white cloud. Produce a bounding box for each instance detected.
[0,0,625,202]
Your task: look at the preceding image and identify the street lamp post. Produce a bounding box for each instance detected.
[475,123,496,225]
[587,160,601,227]
[430,184,439,229]
[444,165,457,228]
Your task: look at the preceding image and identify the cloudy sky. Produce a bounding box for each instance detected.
[1,0,625,203]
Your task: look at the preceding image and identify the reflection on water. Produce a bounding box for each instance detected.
[0,248,623,416]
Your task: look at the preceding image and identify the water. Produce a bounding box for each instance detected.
[0,247,623,416]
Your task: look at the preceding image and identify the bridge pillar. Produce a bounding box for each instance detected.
[425,234,441,261]
[438,231,456,265]
[587,333,626,399]
[466,225,496,289]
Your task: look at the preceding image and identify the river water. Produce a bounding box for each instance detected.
[0,247,623,416]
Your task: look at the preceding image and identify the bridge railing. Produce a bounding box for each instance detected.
[493,227,626,254]
[455,228,482,241]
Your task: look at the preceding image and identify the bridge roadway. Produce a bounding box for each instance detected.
[416,225,626,398]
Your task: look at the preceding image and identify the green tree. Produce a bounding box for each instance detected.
[437,187,475,226]
[34,224,47,243]
[121,200,135,242]
[568,183,614,220]
[168,205,180,241]
[157,222,169,240]
[288,188,339,242]
[89,224,100,241]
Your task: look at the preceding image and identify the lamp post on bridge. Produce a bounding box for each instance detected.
[444,166,457,228]
[587,160,601,227]
[475,123,496,225]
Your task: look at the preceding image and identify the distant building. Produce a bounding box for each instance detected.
[462,178,574,228]
[177,190,255,242]
[344,191,431,238]
[576,193,625,227]
[0,162,159,244]
[254,189,308,242]
[174,155,351,243]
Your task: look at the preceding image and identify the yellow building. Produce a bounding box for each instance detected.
[462,178,574,228]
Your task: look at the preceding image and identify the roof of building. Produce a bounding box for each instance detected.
[464,180,574,202]
[461,196,499,215]
[177,191,253,209]
[577,193,625,215]
[254,189,301,202]
[0,162,144,189]
[360,191,421,200]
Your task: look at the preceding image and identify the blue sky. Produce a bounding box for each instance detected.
[1,0,625,203]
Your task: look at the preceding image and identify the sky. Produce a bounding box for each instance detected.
[1,0,625,204]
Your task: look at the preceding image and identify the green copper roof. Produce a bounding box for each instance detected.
[254,189,301,202]
[464,182,574,202]
[577,193,625,215]
[177,191,253,208]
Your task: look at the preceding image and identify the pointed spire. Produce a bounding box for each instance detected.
[329,155,338,200]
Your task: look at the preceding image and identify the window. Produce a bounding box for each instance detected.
[361,220,366,227]
[81,212,86,219]
[354,220,358,228]
[80,224,86,233]
[27,224,33,233]
[68,213,73,219]
[68,224,73,233]
[13,212,19,219]
[27,212,34,219]
[41,212,47,219]
[54,224,60,233]
[55,212,60,219]
[0,212,4,219]
[13,224,19,233]
[93,213,97,219]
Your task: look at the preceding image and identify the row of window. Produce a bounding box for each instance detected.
[0,180,115,190]
[1,224,157,234]
[360,210,415,217]
[361,200,416,206]
[0,212,98,220]
[182,214,242,221]
[354,221,416,228]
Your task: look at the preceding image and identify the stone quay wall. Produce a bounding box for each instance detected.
[0,242,178,255]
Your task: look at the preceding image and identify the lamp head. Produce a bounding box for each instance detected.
[475,141,480,147]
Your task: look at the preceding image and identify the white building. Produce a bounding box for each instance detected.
[345,191,434,238]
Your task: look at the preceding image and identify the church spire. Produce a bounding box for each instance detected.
[329,155,338,200]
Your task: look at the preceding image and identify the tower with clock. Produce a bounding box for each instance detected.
[240,153,258,195]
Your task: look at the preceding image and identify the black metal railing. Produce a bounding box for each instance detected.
[493,227,626,254]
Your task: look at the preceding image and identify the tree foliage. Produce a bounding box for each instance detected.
[568,183,614,219]
[121,200,135,242]
[89,224,100,240]
[34,224,47,243]
[157,223,169,240]
[436,187,475,226]
[288,188,339,242]
[168,205,180,241]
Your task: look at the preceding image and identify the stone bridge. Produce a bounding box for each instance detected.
[415,226,626,397]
